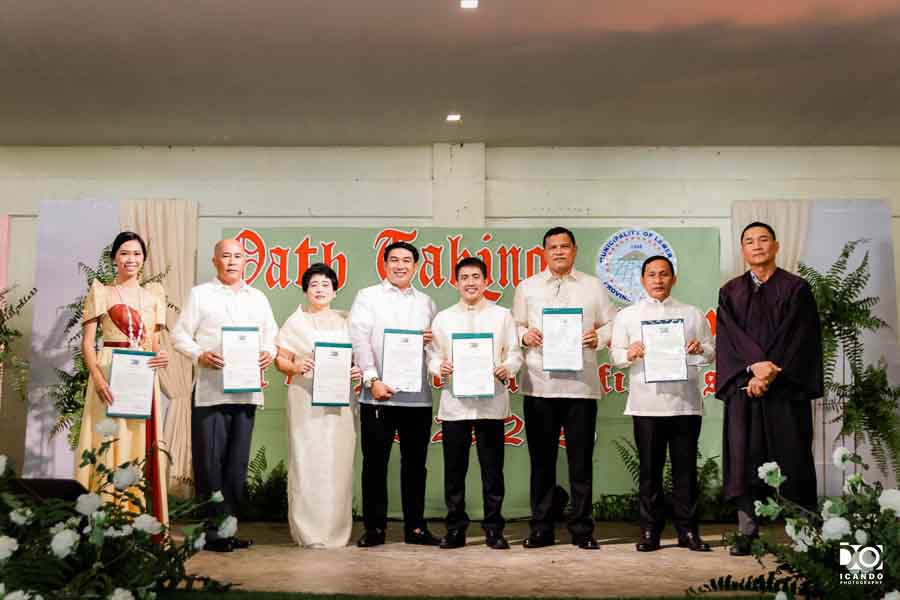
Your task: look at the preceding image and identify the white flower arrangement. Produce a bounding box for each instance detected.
[217,515,238,539]
[832,446,852,470]
[10,508,34,527]
[95,418,118,439]
[883,590,900,600]
[50,529,79,559]
[75,493,103,516]
[0,438,227,597]
[821,516,852,541]
[855,529,869,545]
[108,588,134,600]
[211,491,225,503]
[133,514,162,536]
[112,464,139,491]
[0,534,19,560]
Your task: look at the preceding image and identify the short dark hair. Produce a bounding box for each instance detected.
[542,226,576,247]
[641,255,675,277]
[741,221,777,242]
[301,262,339,292]
[455,257,487,279]
[110,231,147,260]
[383,241,420,263]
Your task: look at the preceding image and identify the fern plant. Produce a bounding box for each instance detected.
[239,446,288,522]
[0,285,37,402]
[46,245,172,449]
[798,239,900,478]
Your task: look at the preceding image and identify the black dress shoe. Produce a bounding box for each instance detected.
[574,536,600,550]
[485,530,510,550]
[230,537,254,550]
[205,538,234,553]
[522,530,555,549]
[405,529,441,546]
[729,534,757,556]
[677,531,711,552]
[440,529,466,549]
[636,530,661,552]
[357,529,386,548]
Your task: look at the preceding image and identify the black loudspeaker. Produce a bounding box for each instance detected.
[8,478,89,502]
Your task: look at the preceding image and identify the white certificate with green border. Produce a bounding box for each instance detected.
[541,307,584,372]
[451,332,494,398]
[312,342,353,407]
[107,349,155,419]
[381,328,424,393]
[222,326,262,393]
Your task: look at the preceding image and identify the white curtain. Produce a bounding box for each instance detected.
[121,199,198,497]
[730,200,810,277]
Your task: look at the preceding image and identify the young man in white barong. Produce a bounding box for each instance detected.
[428,257,523,550]
[610,255,714,553]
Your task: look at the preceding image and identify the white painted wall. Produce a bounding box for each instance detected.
[2,144,900,476]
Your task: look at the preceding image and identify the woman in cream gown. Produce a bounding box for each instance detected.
[275,263,360,548]
[75,231,169,524]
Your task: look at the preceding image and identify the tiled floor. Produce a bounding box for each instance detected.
[185,521,775,597]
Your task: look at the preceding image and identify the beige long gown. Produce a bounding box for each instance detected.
[275,307,357,548]
[75,279,169,524]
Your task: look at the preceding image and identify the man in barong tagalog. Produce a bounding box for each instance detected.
[715,221,823,556]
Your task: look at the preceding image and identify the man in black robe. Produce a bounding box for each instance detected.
[715,221,823,556]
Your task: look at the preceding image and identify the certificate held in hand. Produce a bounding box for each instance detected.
[381,329,424,393]
[222,326,262,393]
[541,307,584,372]
[312,342,353,407]
[107,349,156,419]
[641,318,688,383]
[451,333,494,398]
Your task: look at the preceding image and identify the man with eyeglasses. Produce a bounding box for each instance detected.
[512,227,617,549]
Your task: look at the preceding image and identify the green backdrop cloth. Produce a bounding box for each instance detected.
[223,226,721,519]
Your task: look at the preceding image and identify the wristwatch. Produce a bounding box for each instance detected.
[364,376,380,389]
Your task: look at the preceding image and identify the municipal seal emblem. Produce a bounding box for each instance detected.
[596,229,677,303]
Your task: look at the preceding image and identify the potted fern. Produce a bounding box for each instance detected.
[0,285,37,402]
[798,239,900,480]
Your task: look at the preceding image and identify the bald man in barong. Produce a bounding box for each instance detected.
[172,239,278,553]
[715,222,823,556]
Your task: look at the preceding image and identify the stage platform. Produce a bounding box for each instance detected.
[185,521,776,598]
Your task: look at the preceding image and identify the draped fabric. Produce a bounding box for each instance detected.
[730,200,810,277]
[0,215,9,403]
[121,199,198,497]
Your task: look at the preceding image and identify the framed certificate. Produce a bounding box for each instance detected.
[381,328,424,393]
[640,319,688,383]
[451,333,494,398]
[541,307,584,372]
[312,342,353,407]
[222,326,262,393]
[107,349,155,419]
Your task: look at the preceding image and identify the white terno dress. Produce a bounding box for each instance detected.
[275,307,357,548]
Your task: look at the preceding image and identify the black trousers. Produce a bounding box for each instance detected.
[191,402,256,540]
[442,419,506,533]
[632,415,702,535]
[359,403,433,533]
[523,395,597,540]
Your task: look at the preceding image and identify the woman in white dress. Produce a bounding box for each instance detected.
[274,263,361,548]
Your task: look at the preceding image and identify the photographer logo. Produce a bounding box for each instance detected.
[839,543,884,585]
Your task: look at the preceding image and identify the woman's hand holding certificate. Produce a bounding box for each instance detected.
[311,342,353,406]
[107,349,156,419]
